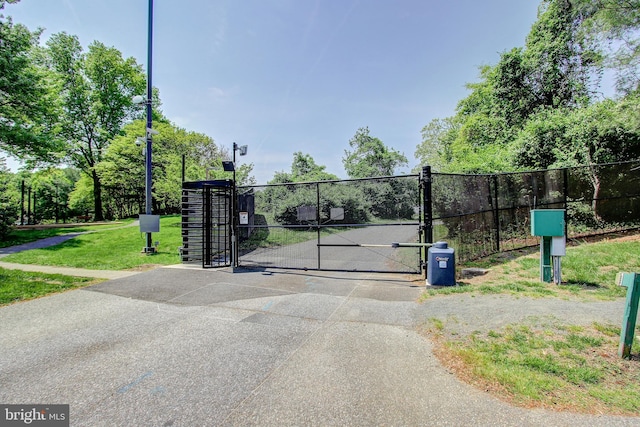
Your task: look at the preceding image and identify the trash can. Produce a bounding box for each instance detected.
[427,241,456,286]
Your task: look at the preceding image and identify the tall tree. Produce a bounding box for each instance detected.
[343,127,407,178]
[0,4,61,162]
[45,32,146,220]
[576,0,640,94]
[523,0,597,108]
[97,119,234,218]
[415,0,605,174]
[414,117,458,171]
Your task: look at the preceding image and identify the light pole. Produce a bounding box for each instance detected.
[133,0,156,253]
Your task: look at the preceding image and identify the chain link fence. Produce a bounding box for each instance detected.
[429,161,640,262]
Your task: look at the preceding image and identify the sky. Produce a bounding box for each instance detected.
[4,0,542,184]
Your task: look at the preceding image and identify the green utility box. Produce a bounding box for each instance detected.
[530,209,565,237]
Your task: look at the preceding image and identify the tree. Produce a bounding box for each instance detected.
[0,158,18,236]
[98,119,233,218]
[576,0,640,94]
[0,7,61,162]
[29,167,78,223]
[290,152,338,182]
[514,95,640,215]
[415,0,604,174]
[45,32,146,220]
[260,153,357,225]
[414,117,459,171]
[523,0,597,108]
[343,127,407,178]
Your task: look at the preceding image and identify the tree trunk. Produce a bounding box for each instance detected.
[588,164,601,221]
[92,169,104,221]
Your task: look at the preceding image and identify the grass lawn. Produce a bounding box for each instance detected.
[2,216,182,270]
[0,268,103,306]
[421,233,640,415]
[1,220,135,248]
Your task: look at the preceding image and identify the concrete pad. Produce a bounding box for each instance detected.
[1,267,637,426]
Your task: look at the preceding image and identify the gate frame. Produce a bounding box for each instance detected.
[236,172,431,274]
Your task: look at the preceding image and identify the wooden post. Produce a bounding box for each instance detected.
[617,272,640,359]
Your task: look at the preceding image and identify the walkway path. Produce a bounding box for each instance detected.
[0,222,142,279]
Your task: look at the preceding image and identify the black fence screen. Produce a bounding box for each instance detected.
[429,161,640,262]
[238,175,423,273]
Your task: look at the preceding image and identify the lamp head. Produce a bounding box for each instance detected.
[132,95,146,105]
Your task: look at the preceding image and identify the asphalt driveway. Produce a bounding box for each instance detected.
[0,266,636,426]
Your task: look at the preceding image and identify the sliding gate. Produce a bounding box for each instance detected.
[237,174,429,274]
[181,180,233,268]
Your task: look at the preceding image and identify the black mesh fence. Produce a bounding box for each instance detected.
[238,175,423,273]
[430,161,640,263]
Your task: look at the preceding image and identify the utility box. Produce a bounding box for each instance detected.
[530,209,565,236]
[427,241,456,286]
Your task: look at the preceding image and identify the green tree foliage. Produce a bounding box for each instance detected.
[343,127,408,178]
[29,167,79,223]
[289,152,339,182]
[44,32,146,221]
[514,95,640,216]
[97,119,232,218]
[416,0,639,175]
[0,158,18,236]
[523,0,597,108]
[0,5,61,162]
[259,153,370,225]
[576,0,640,94]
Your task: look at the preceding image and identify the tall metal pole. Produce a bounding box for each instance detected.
[144,0,154,251]
[232,143,238,267]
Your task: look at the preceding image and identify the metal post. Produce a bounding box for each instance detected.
[316,182,321,270]
[492,174,500,252]
[232,143,238,267]
[563,167,569,237]
[144,0,154,252]
[181,154,186,183]
[20,180,24,225]
[422,166,433,279]
[27,186,31,225]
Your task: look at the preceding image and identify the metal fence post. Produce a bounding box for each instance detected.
[492,174,500,252]
[316,181,321,270]
[421,166,433,278]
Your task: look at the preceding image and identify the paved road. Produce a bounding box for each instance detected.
[1,266,636,426]
[241,224,422,272]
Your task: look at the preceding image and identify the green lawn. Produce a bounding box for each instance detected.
[0,268,102,305]
[0,220,135,248]
[422,234,640,416]
[3,216,183,270]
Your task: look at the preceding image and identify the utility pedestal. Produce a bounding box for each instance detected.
[531,209,565,283]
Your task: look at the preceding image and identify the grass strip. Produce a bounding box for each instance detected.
[0,268,102,306]
[427,318,640,415]
[2,216,182,270]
